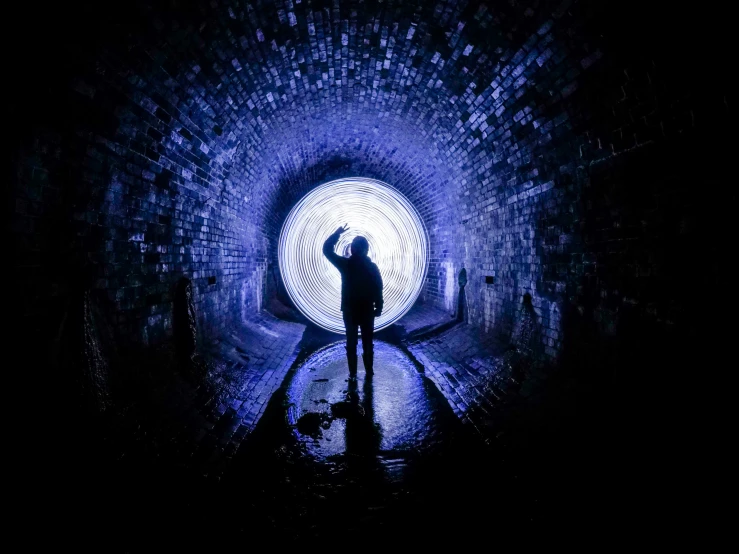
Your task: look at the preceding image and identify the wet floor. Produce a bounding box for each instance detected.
[287,341,461,463]
[53,328,589,547]
[218,338,508,542]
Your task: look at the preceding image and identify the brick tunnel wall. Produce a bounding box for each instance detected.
[10,0,731,379]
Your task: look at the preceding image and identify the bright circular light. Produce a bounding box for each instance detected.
[278,177,428,334]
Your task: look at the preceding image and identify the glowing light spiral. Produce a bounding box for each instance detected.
[278,178,429,334]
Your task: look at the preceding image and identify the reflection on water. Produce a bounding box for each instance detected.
[286,341,455,478]
[64,332,546,545]
[220,337,490,539]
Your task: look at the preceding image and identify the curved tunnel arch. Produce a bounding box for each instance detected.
[10,0,731,359]
[9,0,734,544]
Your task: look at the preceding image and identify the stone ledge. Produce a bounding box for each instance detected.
[103,311,305,480]
[406,321,547,442]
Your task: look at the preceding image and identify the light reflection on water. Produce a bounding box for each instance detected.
[286,341,448,476]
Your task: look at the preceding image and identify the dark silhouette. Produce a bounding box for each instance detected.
[323,225,383,377]
[456,267,467,322]
[174,277,197,363]
[51,283,112,415]
[173,277,209,382]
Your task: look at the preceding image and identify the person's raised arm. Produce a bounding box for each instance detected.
[323,224,350,271]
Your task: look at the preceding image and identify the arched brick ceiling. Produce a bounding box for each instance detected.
[11,0,730,353]
[74,0,587,225]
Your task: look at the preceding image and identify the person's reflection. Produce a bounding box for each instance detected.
[344,373,382,461]
[334,372,384,526]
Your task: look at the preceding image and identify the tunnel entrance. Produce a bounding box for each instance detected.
[278,178,428,333]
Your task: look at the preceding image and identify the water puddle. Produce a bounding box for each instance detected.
[286,341,451,475]
[217,336,493,539]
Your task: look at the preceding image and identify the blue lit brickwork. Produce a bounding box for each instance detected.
[11,0,731,366]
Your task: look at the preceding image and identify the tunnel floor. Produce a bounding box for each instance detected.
[46,303,629,548]
[53,326,582,547]
[224,339,506,540]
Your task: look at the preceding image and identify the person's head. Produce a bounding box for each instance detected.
[350,236,369,257]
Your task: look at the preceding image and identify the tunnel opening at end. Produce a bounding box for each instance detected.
[278,178,429,334]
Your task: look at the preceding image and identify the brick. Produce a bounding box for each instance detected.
[11,0,729,389]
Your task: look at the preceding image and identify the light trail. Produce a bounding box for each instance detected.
[278,178,429,334]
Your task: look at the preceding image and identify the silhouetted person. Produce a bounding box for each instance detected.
[323,225,383,377]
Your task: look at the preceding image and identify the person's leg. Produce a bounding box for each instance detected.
[344,312,358,377]
[360,314,375,374]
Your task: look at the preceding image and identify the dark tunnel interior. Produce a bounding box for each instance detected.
[8,0,732,547]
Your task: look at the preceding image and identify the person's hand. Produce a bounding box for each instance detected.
[335,224,349,235]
